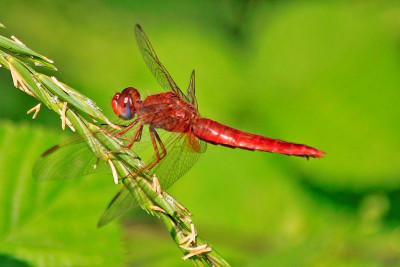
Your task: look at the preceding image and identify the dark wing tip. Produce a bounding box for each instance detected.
[96,214,112,228]
[41,144,60,157]
[135,24,142,31]
[32,144,61,180]
[97,218,106,228]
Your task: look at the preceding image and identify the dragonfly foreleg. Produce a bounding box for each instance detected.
[105,123,143,157]
[117,117,140,136]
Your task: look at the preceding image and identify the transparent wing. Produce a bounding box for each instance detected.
[33,123,207,226]
[97,181,144,227]
[135,24,188,101]
[110,118,208,189]
[124,124,207,189]
[187,70,198,108]
[33,138,109,181]
[32,120,157,181]
[150,132,207,190]
[32,123,169,182]
[97,132,207,227]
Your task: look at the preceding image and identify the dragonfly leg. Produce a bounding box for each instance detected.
[105,124,143,157]
[126,124,143,149]
[100,127,132,141]
[124,127,167,179]
[117,117,140,135]
[140,126,167,170]
[100,118,140,143]
[151,126,167,155]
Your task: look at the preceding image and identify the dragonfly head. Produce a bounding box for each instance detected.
[111,87,141,120]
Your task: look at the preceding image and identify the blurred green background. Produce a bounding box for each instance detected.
[1,0,400,266]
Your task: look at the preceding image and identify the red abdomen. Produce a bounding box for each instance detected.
[192,118,324,158]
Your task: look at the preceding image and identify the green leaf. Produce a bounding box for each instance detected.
[0,121,124,266]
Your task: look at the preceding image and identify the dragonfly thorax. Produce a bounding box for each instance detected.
[112,87,142,120]
[138,92,198,133]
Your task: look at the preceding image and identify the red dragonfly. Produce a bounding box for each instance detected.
[34,25,324,226]
[111,25,324,172]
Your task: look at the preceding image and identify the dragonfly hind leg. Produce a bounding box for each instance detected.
[146,126,167,169]
[124,126,167,179]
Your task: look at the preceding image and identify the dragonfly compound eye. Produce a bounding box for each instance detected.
[111,91,135,120]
